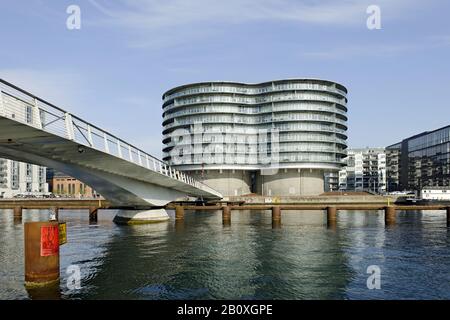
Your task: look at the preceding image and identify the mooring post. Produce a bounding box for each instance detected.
[272,206,281,222]
[175,205,185,220]
[327,206,337,227]
[24,221,60,288]
[385,206,396,225]
[14,206,22,219]
[446,207,450,224]
[89,207,98,222]
[222,206,231,224]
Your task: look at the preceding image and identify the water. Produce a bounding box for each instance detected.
[1,209,450,300]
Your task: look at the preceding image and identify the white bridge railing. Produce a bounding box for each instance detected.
[0,79,221,198]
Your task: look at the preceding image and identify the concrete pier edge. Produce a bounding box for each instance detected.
[112,209,170,225]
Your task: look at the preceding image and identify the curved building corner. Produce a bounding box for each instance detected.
[161,79,348,196]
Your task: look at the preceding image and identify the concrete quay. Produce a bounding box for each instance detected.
[221,193,398,206]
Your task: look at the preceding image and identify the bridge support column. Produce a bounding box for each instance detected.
[89,207,98,223]
[24,222,60,288]
[385,206,396,226]
[112,209,170,225]
[446,207,450,225]
[272,206,281,228]
[327,206,337,228]
[175,206,185,220]
[222,206,231,224]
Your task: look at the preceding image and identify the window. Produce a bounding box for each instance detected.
[26,105,33,124]
[26,164,32,177]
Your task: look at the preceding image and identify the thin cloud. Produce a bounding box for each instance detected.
[301,43,420,60]
[429,35,450,47]
[0,68,84,109]
[87,0,422,48]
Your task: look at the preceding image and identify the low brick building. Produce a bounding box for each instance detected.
[47,169,99,198]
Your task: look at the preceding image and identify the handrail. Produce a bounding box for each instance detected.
[0,79,221,197]
[0,79,163,165]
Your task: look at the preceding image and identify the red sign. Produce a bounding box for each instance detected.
[40,225,59,257]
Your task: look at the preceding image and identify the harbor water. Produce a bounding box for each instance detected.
[1,209,449,299]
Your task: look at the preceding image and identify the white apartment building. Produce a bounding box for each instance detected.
[339,148,386,193]
[0,158,48,198]
[162,79,348,196]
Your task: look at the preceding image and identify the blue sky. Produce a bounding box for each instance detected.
[1,0,450,158]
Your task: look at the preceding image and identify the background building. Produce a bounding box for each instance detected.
[338,148,386,193]
[47,169,98,198]
[162,79,348,196]
[421,187,450,200]
[386,143,402,192]
[324,172,339,192]
[0,158,47,198]
[387,125,450,192]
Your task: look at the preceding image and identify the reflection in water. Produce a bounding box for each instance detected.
[0,208,449,299]
[78,210,350,299]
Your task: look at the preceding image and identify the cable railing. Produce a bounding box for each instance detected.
[0,79,221,197]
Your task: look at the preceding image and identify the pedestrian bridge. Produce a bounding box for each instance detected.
[0,79,222,221]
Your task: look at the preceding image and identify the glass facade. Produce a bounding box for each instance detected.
[407,127,450,189]
[162,79,348,171]
[386,126,450,191]
[386,142,402,192]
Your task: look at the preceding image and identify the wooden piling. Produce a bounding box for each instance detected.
[272,206,281,222]
[271,206,281,228]
[175,206,185,220]
[327,206,337,227]
[446,207,450,224]
[385,206,396,225]
[13,206,22,218]
[89,207,98,222]
[222,206,231,223]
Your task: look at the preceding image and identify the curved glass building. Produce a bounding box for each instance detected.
[162,79,348,196]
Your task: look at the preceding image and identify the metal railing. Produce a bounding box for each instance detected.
[0,79,221,197]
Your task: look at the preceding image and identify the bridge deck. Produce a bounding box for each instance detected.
[0,79,222,206]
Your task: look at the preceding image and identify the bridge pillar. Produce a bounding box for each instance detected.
[89,207,98,223]
[112,209,170,224]
[175,206,185,220]
[385,206,396,226]
[24,222,60,288]
[327,206,337,228]
[222,206,231,224]
[446,207,450,225]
